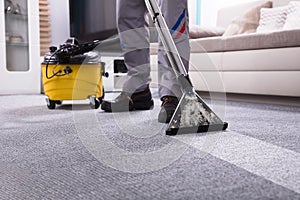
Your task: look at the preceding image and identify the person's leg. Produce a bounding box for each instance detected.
[117,0,151,94]
[157,0,190,98]
[157,0,190,122]
[101,0,153,112]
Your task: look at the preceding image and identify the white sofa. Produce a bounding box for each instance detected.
[150,0,300,97]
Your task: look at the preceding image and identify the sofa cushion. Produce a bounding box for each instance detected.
[257,6,290,33]
[224,29,300,51]
[190,36,225,53]
[283,10,300,30]
[223,1,272,36]
[190,29,300,53]
[189,25,225,39]
[283,1,300,30]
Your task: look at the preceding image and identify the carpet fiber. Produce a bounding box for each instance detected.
[0,93,299,199]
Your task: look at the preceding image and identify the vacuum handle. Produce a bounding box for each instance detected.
[145,0,188,77]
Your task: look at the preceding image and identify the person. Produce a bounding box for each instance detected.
[101,0,190,123]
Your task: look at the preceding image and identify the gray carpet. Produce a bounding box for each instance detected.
[0,93,299,200]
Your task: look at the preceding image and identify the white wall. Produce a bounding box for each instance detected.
[200,0,255,26]
[49,0,70,46]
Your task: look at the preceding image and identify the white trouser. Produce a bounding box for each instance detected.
[117,0,190,99]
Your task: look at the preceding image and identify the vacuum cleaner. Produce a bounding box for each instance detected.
[42,38,108,109]
[145,0,228,135]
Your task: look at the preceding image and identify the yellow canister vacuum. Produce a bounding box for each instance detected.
[41,38,108,109]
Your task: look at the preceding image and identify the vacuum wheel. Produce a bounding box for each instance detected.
[89,96,101,109]
[46,98,56,110]
[46,98,63,109]
[89,87,104,109]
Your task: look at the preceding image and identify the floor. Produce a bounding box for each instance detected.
[0,91,299,199]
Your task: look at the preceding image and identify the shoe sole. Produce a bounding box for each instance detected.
[101,100,154,112]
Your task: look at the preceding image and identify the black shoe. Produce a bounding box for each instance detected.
[101,88,154,112]
[158,96,179,123]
